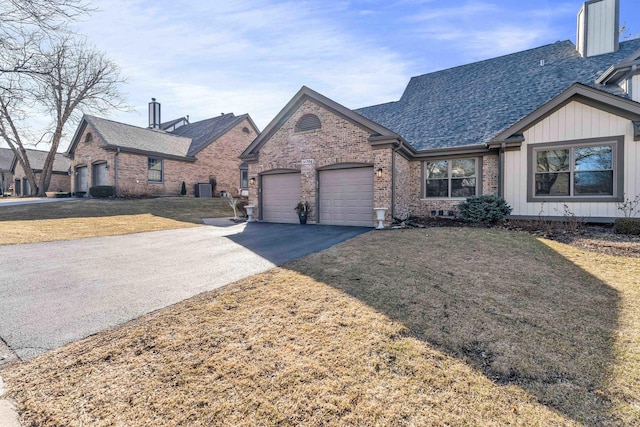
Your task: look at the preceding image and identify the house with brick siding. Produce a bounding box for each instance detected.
[241,0,640,227]
[0,147,14,195]
[11,149,71,196]
[66,102,259,197]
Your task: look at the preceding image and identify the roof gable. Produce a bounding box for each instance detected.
[11,149,70,173]
[241,86,400,160]
[489,83,640,144]
[0,147,15,171]
[68,115,195,159]
[170,113,258,157]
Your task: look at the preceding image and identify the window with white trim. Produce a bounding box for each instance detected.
[148,158,163,182]
[528,137,623,202]
[424,158,477,198]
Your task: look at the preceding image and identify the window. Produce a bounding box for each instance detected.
[295,114,321,132]
[148,158,163,182]
[85,133,93,143]
[424,158,478,198]
[240,169,248,189]
[529,137,623,202]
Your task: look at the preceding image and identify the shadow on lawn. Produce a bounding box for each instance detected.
[285,228,621,425]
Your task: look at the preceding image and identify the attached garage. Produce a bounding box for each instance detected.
[261,172,301,224]
[319,167,374,227]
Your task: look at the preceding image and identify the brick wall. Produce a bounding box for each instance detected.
[247,99,394,224]
[393,153,412,219]
[71,118,255,197]
[13,166,70,196]
[409,154,499,218]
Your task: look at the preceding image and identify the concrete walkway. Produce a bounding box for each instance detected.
[0,197,83,207]
[0,375,21,427]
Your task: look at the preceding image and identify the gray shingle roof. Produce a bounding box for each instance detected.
[85,115,193,158]
[18,149,70,173]
[169,113,246,156]
[0,147,15,171]
[160,117,187,130]
[355,39,640,151]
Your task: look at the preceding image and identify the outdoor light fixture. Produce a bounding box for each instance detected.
[249,177,256,185]
[67,168,72,176]
[105,163,109,169]
[376,168,383,178]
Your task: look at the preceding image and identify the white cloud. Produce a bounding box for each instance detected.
[71,0,411,131]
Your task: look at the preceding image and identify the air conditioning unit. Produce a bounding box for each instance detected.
[195,183,212,198]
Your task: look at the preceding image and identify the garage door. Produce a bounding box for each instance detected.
[76,166,88,194]
[319,167,374,227]
[262,173,301,224]
[93,163,108,186]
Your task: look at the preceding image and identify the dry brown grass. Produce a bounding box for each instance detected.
[0,214,197,245]
[2,228,639,426]
[0,197,235,245]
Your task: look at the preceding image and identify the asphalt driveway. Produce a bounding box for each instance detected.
[0,222,369,361]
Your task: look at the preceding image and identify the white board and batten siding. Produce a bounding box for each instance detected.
[576,0,618,58]
[504,100,638,219]
[632,75,640,104]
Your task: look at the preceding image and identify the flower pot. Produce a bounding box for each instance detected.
[298,214,307,224]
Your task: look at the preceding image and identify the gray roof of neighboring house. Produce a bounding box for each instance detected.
[160,117,188,130]
[355,39,640,151]
[0,147,15,171]
[170,113,248,156]
[76,113,250,159]
[84,115,193,158]
[14,149,71,173]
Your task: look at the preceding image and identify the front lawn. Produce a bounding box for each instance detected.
[2,228,639,425]
[0,197,236,245]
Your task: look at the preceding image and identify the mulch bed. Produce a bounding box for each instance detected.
[392,216,640,258]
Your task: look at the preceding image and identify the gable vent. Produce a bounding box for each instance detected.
[295,114,321,132]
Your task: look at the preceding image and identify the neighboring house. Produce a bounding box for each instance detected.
[11,149,71,196]
[66,99,259,197]
[0,147,14,195]
[241,0,640,226]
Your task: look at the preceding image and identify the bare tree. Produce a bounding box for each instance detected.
[0,1,126,196]
[0,36,126,195]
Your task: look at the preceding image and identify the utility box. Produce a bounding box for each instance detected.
[194,183,212,198]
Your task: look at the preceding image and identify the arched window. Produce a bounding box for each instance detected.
[295,114,321,132]
[85,133,93,143]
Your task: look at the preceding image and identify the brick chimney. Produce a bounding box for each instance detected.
[576,0,620,57]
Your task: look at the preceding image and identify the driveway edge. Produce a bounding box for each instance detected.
[0,376,22,427]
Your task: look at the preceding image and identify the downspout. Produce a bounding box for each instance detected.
[498,142,506,198]
[391,139,404,219]
[114,147,120,197]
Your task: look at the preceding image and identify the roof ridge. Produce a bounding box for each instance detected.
[408,40,575,81]
[85,115,192,141]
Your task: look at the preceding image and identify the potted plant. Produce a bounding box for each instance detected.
[294,201,310,224]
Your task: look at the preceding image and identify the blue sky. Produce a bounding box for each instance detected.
[56,0,640,143]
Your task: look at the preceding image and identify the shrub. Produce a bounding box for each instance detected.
[458,195,512,224]
[614,218,640,235]
[89,185,115,198]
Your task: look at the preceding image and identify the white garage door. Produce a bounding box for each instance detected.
[319,167,374,227]
[262,173,301,224]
